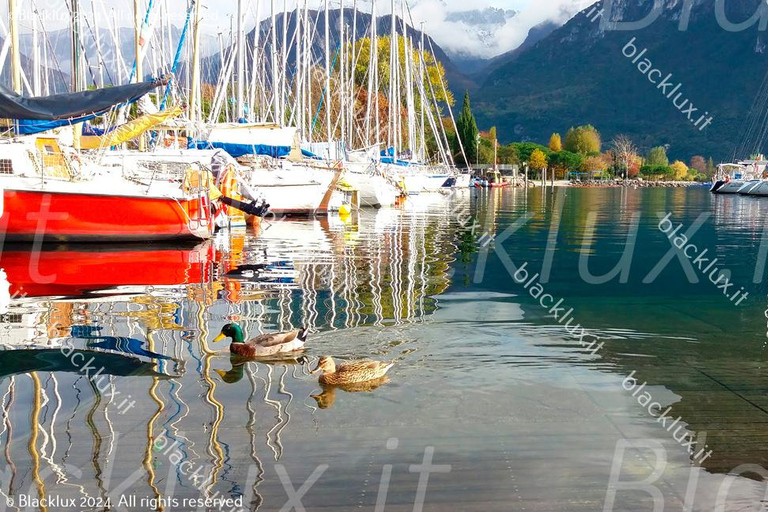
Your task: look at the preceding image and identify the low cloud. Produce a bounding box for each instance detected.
[411,0,589,59]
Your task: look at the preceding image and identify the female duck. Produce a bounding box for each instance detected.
[310,356,394,385]
[214,323,308,358]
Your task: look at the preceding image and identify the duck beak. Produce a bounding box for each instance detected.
[309,363,321,374]
[213,333,227,343]
[214,369,227,379]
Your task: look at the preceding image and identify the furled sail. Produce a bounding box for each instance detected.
[79,107,183,150]
[0,78,168,121]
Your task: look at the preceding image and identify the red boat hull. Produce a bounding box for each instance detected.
[0,189,212,242]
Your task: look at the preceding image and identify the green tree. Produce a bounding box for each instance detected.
[549,133,562,152]
[646,146,669,166]
[511,142,550,163]
[564,125,601,154]
[497,144,519,165]
[706,157,717,178]
[549,150,583,178]
[455,91,479,167]
[640,165,674,180]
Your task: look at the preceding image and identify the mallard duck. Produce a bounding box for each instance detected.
[213,323,308,358]
[310,377,390,409]
[310,356,394,385]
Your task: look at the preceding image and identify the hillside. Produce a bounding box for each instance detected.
[203,8,476,95]
[473,0,768,161]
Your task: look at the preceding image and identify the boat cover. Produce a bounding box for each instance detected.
[0,78,168,121]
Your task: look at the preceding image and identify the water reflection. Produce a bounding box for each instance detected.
[5,188,768,509]
[0,197,462,508]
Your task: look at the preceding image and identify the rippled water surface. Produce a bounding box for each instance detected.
[3,187,768,511]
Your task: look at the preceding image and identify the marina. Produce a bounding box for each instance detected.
[0,0,767,510]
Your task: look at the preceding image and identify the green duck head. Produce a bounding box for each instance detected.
[214,323,245,344]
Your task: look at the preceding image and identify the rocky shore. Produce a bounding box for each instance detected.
[569,179,705,188]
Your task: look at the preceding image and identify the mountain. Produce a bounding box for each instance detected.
[473,0,768,161]
[17,27,219,90]
[476,21,560,83]
[203,9,475,98]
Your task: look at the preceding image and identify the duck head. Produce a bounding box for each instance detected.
[214,323,245,344]
[310,356,336,375]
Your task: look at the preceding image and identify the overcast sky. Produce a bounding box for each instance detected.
[3,0,590,59]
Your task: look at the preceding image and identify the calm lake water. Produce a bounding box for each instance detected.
[1,187,768,511]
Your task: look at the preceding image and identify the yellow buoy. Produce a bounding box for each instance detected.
[339,204,352,216]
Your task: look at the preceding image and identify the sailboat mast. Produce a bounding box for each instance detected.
[294,1,303,136]
[324,0,332,149]
[190,0,202,124]
[364,0,377,146]
[339,0,345,151]
[348,0,357,146]
[31,9,41,95]
[402,1,415,155]
[419,23,426,161]
[281,0,288,124]
[388,0,395,151]
[270,0,279,123]
[70,0,82,92]
[236,0,245,119]
[249,1,262,122]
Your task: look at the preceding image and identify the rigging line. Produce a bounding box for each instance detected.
[311,43,342,132]
[63,0,100,89]
[81,10,115,86]
[31,2,67,92]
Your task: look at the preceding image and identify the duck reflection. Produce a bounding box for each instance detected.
[215,354,309,384]
[311,377,390,409]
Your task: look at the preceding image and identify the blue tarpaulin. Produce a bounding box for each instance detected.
[190,139,323,160]
[189,140,291,159]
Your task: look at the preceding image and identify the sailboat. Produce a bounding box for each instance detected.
[0,79,219,242]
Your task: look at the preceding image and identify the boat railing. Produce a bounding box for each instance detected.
[182,165,212,232]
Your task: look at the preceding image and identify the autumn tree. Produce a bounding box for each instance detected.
[455,91,479,167]
[530,148,548,171]
[646,146,669,167]
[564,125,601,154]
[670,160,689,180]
[549,133,562,152]
[611,135,638,179]
[690,155,707,175]
[582,154,610,174]
[348,35,454,154]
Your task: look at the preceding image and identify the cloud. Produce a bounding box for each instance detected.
[410,0,590,59]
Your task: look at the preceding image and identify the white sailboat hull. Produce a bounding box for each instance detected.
[248,164,337,215]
